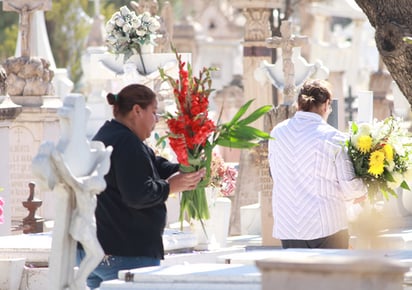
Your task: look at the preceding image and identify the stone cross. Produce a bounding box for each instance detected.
[32,94,112,290]
[266,20,308,104]
[3,0,52,57]
[344,86,354,121]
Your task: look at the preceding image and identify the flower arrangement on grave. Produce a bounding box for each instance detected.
[210,152,238,197]
[105,5,161,73]
[345,116,412,203]
[158,49,272,225]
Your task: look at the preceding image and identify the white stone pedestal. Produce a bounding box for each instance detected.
[257,254,409,290]
[240,202,261,235]
[0,258,25,290]
[100,263,260,290]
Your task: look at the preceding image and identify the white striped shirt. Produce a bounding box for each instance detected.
[268,111,367,240]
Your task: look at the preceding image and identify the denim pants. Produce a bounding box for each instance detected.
[76,248,160,289]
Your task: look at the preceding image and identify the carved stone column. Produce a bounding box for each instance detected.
[230,0,283,130]
[229,1,284,245]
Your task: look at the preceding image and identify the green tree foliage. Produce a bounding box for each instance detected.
[46,0,92,88]
[0,11,18,61]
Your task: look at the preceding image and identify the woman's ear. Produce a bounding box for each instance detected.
[133,104,142,115]
[324,102,328,113]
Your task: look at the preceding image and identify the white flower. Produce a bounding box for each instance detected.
[122,23,132,33]
[106,35,118,45]
[358,123,371,135]
[111,11,121,21]
[115,16,126,27]
[140,12,151,22]
[113,30,124,39]
[119,5,131,17]
[148,19,161,33]
[385,160,395,172]
[403,168,412,183]
[387,172,404,190]
[136,27,147,37]
[105,5,161,61]
[106,21,115,33]
[131,17,141,29]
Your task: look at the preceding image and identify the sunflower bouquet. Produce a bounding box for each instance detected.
[346,116,412,202]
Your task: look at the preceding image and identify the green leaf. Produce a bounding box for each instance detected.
[225,99,254,127]
[238,105,273,126]
[229,125,271,140]
[388,188,398,197]
[179,164,197,173]
[401,180,411,190]
[216,138,259,149]
[383,171,395,182]
[381,187,390,201]
[351,122,358,135]
[155,135,168,147]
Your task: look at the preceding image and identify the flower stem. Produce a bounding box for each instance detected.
[137,45,147,75]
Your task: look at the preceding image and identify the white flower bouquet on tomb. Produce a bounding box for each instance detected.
[105,5,161,62]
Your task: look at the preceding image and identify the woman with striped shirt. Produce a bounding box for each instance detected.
[268,79,367,249]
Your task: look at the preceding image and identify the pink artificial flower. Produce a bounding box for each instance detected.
[0,197,4,224]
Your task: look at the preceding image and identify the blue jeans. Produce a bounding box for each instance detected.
[76,248,160,289]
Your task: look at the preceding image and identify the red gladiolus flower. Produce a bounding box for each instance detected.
[159,48,272,224]
[159,50,219,222]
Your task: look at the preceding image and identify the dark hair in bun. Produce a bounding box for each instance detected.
[106,84,156,117]
[297,79,332,112]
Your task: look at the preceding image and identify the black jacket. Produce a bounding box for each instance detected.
[92,119,179,259]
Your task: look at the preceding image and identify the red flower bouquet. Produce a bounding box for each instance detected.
[159,49,272,225]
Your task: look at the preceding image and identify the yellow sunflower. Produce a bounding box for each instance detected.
[357,135,372,153]
[382,144,394,162]
[368,150,385,177]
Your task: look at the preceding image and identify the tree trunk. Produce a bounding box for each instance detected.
[354,0,412,103]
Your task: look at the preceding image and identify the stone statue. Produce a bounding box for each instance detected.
[3,0,52,57]
[2,56,54,97]
[255,48,329,92]
[2,1,54,104]
[32,94,112,290]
